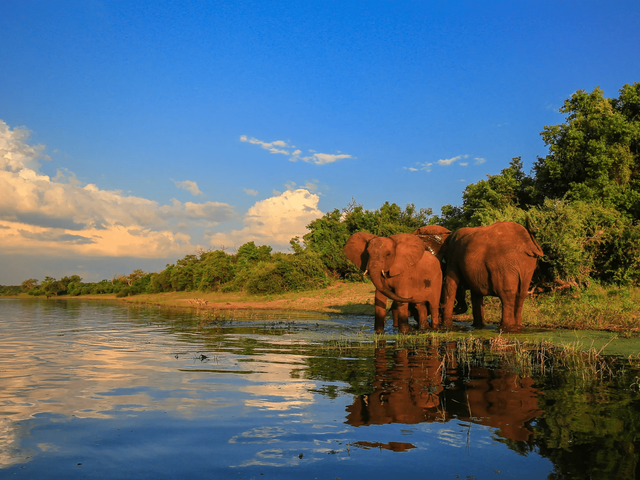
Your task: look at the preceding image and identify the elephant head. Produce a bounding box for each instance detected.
[365,234,425,303]
[412,225,451,258]
[344,232,419,303]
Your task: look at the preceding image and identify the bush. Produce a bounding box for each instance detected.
[116,287,131,297]
[245,252,329,295]
[478,200,640,286]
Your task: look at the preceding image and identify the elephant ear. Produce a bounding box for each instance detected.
[388,234,425,277]
[344,232,378,271]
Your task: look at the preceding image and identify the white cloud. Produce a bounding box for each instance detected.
[459,162,469,166]
[243,188,258,196]
[405,162,432,172]
[438,154,469,166]
[0,119,235,259]
[294,152,353,165]
[239,135,291,155]
[241,135,353,165]
[207,188,323,250]
[172,179,203,196]
[474,157,486,165]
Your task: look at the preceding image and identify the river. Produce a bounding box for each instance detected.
[0,298,638,479]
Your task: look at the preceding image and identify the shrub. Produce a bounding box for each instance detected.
[244,252,329,295]
[478,200,640,286]
[116,287,131,297]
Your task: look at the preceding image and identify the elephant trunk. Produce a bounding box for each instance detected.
[368,260,413,303]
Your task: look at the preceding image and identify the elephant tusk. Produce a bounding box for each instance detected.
[363,269,368,276]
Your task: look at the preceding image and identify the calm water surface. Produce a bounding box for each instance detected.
[0,299,638,479]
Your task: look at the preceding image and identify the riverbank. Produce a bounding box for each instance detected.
[5,281,640,335]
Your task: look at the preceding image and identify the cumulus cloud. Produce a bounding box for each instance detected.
[172,179,203,196]
[207,188,323,250]
[474,157,486,165]
[0,119,235,259]
[240,135,353,165]
[243,188,258,196]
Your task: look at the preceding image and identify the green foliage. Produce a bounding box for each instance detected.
[244,252,329,295]
[237,241,272,262]
[463,157,534,226]
[196,250,236,291]
[302,200,433,276]
[443,83,640,286]
[0,285,21,296]
[432,157,534,229]
[478,200,640,286]
[533,83,640,218]
[21,278,39,292]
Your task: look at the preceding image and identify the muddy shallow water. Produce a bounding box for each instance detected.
[0,299,638,479]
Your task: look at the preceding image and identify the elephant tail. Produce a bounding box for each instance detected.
[525,216,544,258]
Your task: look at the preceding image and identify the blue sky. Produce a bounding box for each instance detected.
[1,1,639,284]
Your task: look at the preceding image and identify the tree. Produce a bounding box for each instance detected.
[127,269,146,286]
[21,278,39,292]
[461,157,534,226]
[237,242,272,262]
[533,83,640,218]
[42,276,65,296]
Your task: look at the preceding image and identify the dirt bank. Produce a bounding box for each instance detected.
[115,281,381,316]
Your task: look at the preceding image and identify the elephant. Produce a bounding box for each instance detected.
[439,220,544,332]
[344,232,442,333]
[412,225,452,257]
[412,225,468,315]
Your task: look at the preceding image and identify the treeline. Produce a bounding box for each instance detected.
[9,202,431,297]
[9,82,640,296]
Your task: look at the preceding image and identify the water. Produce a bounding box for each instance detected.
[0,299,638,479]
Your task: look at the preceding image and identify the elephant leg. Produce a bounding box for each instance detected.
[499,294,519,332]
[511,268,536,331]
[374,290,388,333]
[505,285,529,332]
[453,285,468,315]
[441,271,461,328]
[426,296,439,330]
[409,303,420,322]
[415,303,430,330]
[395,302,411,334]
[471,292,485,329]
[391,300,400,327]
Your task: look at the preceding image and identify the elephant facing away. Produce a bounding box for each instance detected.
[344,232,442,333]
[440,221,543,332]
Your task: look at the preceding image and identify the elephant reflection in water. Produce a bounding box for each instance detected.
[346,345,543,442]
